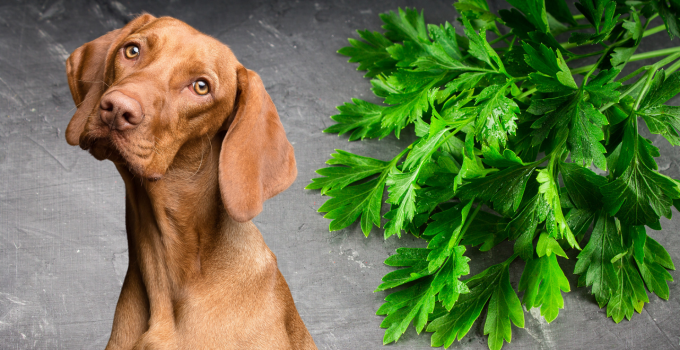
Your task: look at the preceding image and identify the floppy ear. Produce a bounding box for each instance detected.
[65,14,155,146]
[218,67,297,222]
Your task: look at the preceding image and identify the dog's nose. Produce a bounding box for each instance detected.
[99,91,143,131]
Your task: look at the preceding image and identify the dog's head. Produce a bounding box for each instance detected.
[65,14,296,222]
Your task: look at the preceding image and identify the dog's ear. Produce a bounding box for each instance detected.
[65,14,155,146]
[218,66,297,222]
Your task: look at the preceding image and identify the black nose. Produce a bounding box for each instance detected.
[99,91,143,131]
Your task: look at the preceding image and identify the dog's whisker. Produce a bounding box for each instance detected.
[188,135,207,179]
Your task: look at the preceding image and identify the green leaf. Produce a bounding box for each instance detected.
[607,254,648,323]
[637,70,680,145]
[473,83,520,149]
[637,236,675,300]
[639,106,680,146]
[484,265,525,350]
[530,93,608,170]
[574,212,623,307]
[338,30,397,78]
[637,255,674,300]
[644,236,676,271]
[307,150,390,194]
[507,0,549,33]
[601,149,680,227]
[378,246,471,344]
[523,43,577,91]
[380,73,447,138]
[424,201,474,272]
[404,120,450,171]
[654,0,680,40]
[313,4,680,348]
[584,69,622,108]
[454,0,498,26]
[536,169,578,248]
[385,170,419,238]
[427,261,523,350]
[318,179,385,236]
[567,98,609,170]
[380,8,429,44]
[432,246,472,310]
[508,194,550,260]
[443,72,490,93]
[377,248,432,291]
[312,151,400,236]
[458,165,537,216]
[481,145,524,168]
[574,0,620,43]
[378,278,437,344]
[462,16,506,73]
[565,208,596,242]
[536,231,568,258]
[325,98,387,141]
[428,22,463,61]
[559,161,607,210]
[546,0,577,26]
[498,8,536,41]
[461,210,510,251]
[640,70,680,109]
[519,254,570,323]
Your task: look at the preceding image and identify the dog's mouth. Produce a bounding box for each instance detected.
[81,122,163,181]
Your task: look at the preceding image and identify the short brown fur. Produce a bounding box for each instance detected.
[65,14,316,350]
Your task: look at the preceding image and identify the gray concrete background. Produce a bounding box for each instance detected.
[0,0,678,349]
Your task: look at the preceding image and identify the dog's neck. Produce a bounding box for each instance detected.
[116,133,232,288]
[114,132,276,328]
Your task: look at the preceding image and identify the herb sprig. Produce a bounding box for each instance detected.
[308,1,679,349]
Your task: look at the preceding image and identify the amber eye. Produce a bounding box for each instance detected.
[193,80,209,95]
[124,45,140,59]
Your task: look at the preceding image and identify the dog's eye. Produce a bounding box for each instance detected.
[124,45,140,59]
[193,80,209,95]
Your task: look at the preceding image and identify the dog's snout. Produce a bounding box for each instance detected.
[100,91,143,131]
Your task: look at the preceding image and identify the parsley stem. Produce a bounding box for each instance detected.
[582,46,612,85]
[516,87,537,100]
[567,49,605,62]
[642,23,667,37]
[503,253,519,267]
[571,47,680,75]
[628,46,680,62]
[634,68,658,110]
[453,200,482,247]
[618,66,649,83]
[665,59,680,74]
[489,33,512,45]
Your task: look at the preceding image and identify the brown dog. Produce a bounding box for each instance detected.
[64,14,317,350]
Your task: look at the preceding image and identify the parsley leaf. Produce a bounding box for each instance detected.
[325,99,387,141]
[309,150,401,236]
[574,212,622,308]
[427,259,523,350]
[519,254,570,322]
[338,30,397,78]
[458,164,536,216]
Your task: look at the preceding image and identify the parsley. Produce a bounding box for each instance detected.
[307,1,679,349]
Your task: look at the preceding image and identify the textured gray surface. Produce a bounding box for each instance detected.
[0,0,679,349]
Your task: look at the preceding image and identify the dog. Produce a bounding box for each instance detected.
[64,13,317,350]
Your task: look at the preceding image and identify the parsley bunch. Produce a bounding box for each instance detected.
[307,1,680,349]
